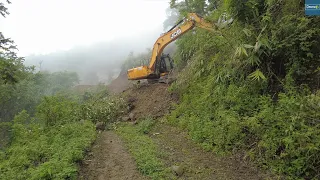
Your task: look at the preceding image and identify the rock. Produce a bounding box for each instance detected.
[129,112,135,120]
[121,116,130,121]
[127,104,135,111]
[129,120,138,125]
[127,97,136,103]
[95,122,105,131]
[171,165,184,176]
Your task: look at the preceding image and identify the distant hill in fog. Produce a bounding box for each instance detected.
[24,25,176,85]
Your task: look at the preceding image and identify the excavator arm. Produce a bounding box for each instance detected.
[127,13,216,80]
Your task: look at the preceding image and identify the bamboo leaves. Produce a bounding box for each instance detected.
[234,45,249,58]
[248,69,266,81]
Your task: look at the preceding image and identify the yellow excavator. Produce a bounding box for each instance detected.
[127,13,217,82]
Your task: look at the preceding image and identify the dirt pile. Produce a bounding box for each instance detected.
[107,72,133,94]
[122,83,178,120]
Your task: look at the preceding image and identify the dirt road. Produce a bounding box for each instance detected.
[150,123,270,180]
[78,131,147,180]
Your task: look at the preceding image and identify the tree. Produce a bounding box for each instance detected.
[0,0,28,84]
[0,0,16,53]
[163,7,180,31]
[0,0,10,17]
[170,0,221,15]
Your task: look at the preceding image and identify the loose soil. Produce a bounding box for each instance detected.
[122,83,178,120]
[107,72,133,94]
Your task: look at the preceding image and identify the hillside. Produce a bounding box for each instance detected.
[107,71,133,94]
[79,79,273,179]
[1,1,320,179]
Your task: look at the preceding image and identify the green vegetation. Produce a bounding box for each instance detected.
[0,84,126,179]
[137,116,156,134]
[2,0,320,179]
[168,0,320,179]
[0,2,126,178]
[79,85,126,124]
[116,118,171,179]
[0,109,95,179]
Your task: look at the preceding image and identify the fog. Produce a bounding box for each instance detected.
[1,0,178,85]
[24,27,176,85]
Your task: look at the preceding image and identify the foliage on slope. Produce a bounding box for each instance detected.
[0,96,95,179]
[168,0,320,179]
[0,86,126,179]
[0,3,126,177]
[0,71,79,123]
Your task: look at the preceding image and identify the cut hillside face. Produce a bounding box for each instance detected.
[107,71,133,94]
[107,70,178,120]
[122,83,178,120]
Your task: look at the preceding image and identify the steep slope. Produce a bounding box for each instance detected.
[107,72,133,94]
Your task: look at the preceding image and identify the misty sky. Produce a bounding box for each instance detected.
[1,0,169,56]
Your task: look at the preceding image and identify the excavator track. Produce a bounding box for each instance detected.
[147,70,175,84]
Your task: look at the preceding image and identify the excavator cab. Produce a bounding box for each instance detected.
[127,53,174,80]
[158,53,174,74]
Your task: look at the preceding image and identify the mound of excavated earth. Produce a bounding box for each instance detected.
[107,72,133,94]
[122,83,179,120]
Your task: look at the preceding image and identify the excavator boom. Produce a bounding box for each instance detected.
[127,13,216,81]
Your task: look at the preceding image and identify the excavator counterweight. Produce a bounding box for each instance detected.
[127,13,216,81]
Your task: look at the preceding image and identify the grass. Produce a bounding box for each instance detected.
[115,118,172,180]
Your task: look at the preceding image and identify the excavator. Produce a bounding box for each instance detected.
[127,13,217,82]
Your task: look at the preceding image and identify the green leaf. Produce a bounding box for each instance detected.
[243,44,254,49]
[234,46,249,58]
[242,28,252,37]
[241,46,248,57]
[248,55,261,66]
[248,69,266,81]
[254,41,261,52]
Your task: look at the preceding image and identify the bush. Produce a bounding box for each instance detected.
[79,90,126,124]
[137,117,156,134]
[168,0,320,178]
[169,85,320,178]
[0,110,96,180]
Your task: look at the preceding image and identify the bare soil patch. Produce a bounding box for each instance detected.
[150,123,272,180]
[107,72,133,94]
[122,83,178,120]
